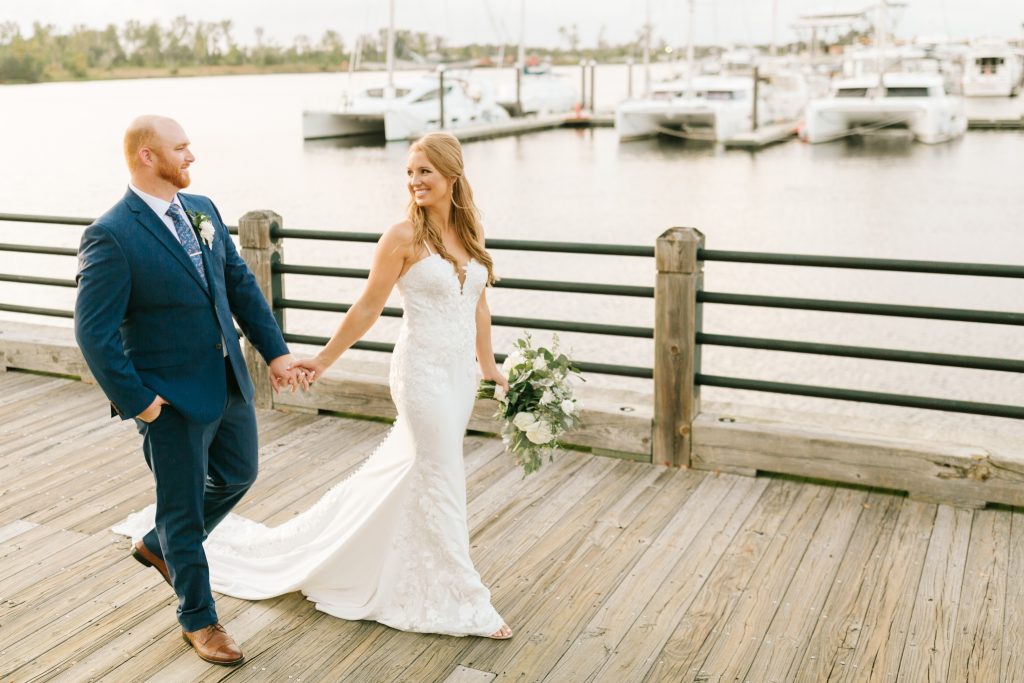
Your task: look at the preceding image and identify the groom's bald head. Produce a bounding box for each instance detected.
[123,115,194,195]
[124,115,180,173]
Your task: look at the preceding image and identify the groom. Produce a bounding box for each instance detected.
[75,115,301,666]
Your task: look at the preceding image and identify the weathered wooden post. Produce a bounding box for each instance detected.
[653,227,704,467]
[239,210,284,409]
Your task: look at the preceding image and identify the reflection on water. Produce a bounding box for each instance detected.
[0,70,1021,452]
[303,132,388,149]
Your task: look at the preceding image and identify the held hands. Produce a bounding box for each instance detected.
[287,354,331,385]
[137,395,169,423]
[268,354,312,393]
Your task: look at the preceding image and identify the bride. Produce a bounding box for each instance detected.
[114,132,513,639]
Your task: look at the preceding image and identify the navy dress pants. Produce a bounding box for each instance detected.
[135,358,258,631]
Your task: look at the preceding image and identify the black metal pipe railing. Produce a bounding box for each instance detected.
[269,228,655,257]
[696,374,1024,420]
[0,213,92,226]
[0,303,74,318]
[0,213,239,236]
[699,249,1024,278]
[282,332,652,378]
[697,333,1024,373]
[0,243,79,257]
[274,263,655,298]
[0,274,77,288]
[276,298,652,338]
[700,292,1024,326]
[2,213,1021,412]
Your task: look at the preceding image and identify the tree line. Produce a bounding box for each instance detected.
[0,17,805,84]
[0,18,357,82]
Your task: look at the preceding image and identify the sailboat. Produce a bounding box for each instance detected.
[615,0,808,143]
[301,0,509,141]
[801,3,967,144]
[962,39,1024,97]
[495,1,577,116]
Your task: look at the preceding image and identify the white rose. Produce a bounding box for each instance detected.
[525,421,554,444]
[561,399,576,415]
[512,412,536,430]
[493,383,506,401]
[199,220,215,247]
[501,356,514,373]
[540,389,556,404]
[532,357,546,371]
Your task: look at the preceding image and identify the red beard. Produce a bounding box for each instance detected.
[155,154,191,189]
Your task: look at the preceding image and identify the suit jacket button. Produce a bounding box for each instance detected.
[215,343,223,350]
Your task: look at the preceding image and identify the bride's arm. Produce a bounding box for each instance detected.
[474,226,508,391]
[475,288,507,392]
[291,223,412,380]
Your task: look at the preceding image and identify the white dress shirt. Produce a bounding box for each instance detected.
[128,183,190,244]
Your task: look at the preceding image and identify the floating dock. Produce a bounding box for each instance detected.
[447,113,568,142]
[967,116,1024,130]
[432,111,614,143]
[723,121,800,149]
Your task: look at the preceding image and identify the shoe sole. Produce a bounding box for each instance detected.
[181,633,245,666]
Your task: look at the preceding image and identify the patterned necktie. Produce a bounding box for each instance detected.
[166,203,207,286]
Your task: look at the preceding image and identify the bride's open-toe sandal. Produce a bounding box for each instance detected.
[489,624,513,640]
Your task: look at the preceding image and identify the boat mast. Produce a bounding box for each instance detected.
[771,0,778,56]
[517,0,525,113]
[686,0,695,96]
[386,0,395,90]
[643,0,651,96]
[517,0,526,70]
[876,0,887,90]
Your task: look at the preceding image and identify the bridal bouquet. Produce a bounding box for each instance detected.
[478,334,583,475]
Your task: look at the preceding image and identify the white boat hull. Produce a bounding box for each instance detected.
[383,105,510,141]
[615,73,808,143]
[803,98,967,144]
[962,77,1022,97]
[497,75,578,115]
[616,101,746,142]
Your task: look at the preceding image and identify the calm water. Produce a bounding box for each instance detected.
[1,68,1022,450]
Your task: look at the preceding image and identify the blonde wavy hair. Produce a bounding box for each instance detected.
[406,132,496,285]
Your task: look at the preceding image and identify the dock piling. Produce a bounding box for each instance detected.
[653,227,704,467]
[239,210,285,408]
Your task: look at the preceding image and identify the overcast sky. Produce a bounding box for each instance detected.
[3,0,1022,48]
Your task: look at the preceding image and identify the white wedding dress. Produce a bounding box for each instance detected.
[112,246,505,637]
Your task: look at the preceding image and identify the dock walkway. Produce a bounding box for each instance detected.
[0,371,1020,682]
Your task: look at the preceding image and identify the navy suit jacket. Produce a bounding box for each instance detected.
[74,188,289,424]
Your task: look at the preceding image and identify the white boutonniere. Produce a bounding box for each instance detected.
[186,209,215,248]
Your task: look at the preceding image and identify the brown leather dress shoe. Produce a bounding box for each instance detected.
[131,540,171,587]
[182,623,245,666]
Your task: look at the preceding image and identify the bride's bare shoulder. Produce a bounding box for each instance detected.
[379,220,417,258]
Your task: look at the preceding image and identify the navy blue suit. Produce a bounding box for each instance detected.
[75,188,289,631]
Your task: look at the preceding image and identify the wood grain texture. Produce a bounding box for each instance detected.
[0,372,1019,682]
[693,412,1024,507]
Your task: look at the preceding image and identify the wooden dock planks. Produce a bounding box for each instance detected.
[0,373,1019,682]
